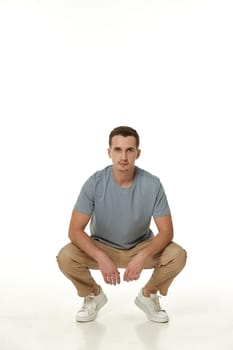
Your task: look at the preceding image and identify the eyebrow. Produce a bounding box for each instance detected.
[113,147,135,151]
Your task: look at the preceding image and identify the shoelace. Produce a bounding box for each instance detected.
[150,295,166,313]
[80,294,96,313]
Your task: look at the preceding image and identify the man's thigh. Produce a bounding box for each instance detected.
[143,242,186,268]
[59,240,183,270]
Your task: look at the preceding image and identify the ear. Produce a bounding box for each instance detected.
[136,149,141,159]
[108,148,111,158]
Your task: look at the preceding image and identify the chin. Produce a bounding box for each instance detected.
[119,166,130,172]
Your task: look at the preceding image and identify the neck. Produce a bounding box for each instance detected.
[112,167,136,188]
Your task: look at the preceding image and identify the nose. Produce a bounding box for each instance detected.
[121,151,128,160]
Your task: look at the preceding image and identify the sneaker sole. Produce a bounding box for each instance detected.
[76,295,108,323]
[135,297,169,323]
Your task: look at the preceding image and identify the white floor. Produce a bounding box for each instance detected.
[1,264,233,350]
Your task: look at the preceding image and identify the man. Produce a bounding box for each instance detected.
[57,126,186,323]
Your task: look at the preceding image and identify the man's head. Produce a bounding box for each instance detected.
[108,126,141,173]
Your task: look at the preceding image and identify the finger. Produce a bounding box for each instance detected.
[116,271,121,284]
[124,270,139,282]
[124,273,131,282]
[112,272,121,285]
[111,276,117,285]
[124,272,132,282]
[105,274,117,285]
[104,275,111,284]
[123,270,128,281]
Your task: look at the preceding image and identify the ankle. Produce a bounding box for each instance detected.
[143,287,158,297]
[92,286,100,296]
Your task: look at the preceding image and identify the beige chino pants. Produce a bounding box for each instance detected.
[57,239,187,297]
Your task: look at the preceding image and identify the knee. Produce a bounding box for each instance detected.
[175,247,187,271]
[171,244,187,273]
[56,243,75,272]
[163,243,187,272]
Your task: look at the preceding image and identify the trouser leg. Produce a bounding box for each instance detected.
[57,240,187,297]
[144,242,187,296]
[56,241,122,297]
[56,243,100,297]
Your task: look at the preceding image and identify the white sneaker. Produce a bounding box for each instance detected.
[135,289,169,323]
[76,287,108,322]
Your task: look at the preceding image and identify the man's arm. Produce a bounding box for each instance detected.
[141,214,173,257]
[123,215,173,282]
[68,210,100,259]
[68,210,120,285]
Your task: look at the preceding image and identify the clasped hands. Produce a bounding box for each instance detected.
[98,252,146,285]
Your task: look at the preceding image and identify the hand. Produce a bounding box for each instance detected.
[97,253,120,285]
[123,253,146,282]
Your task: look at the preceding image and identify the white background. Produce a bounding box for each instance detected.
[0,0,233,348]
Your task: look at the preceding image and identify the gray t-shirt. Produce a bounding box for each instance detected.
[74,165,171,249]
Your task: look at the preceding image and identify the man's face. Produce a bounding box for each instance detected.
[108,135,140,172]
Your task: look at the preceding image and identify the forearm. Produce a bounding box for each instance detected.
[69,229,105,263]
[140,231,173,259]
[69,228,120,284]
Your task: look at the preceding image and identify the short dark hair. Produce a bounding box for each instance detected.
[109,126,140,148]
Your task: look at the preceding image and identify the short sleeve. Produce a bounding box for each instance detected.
[73,177,95,216]
[152,181,171,218]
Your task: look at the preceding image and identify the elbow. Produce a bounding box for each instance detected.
[68,228,75,242]
[169,230,174,242]
[169,226,174,242]
[68,223,78,242]
[68,227,82,244]
[165,229,173,244]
